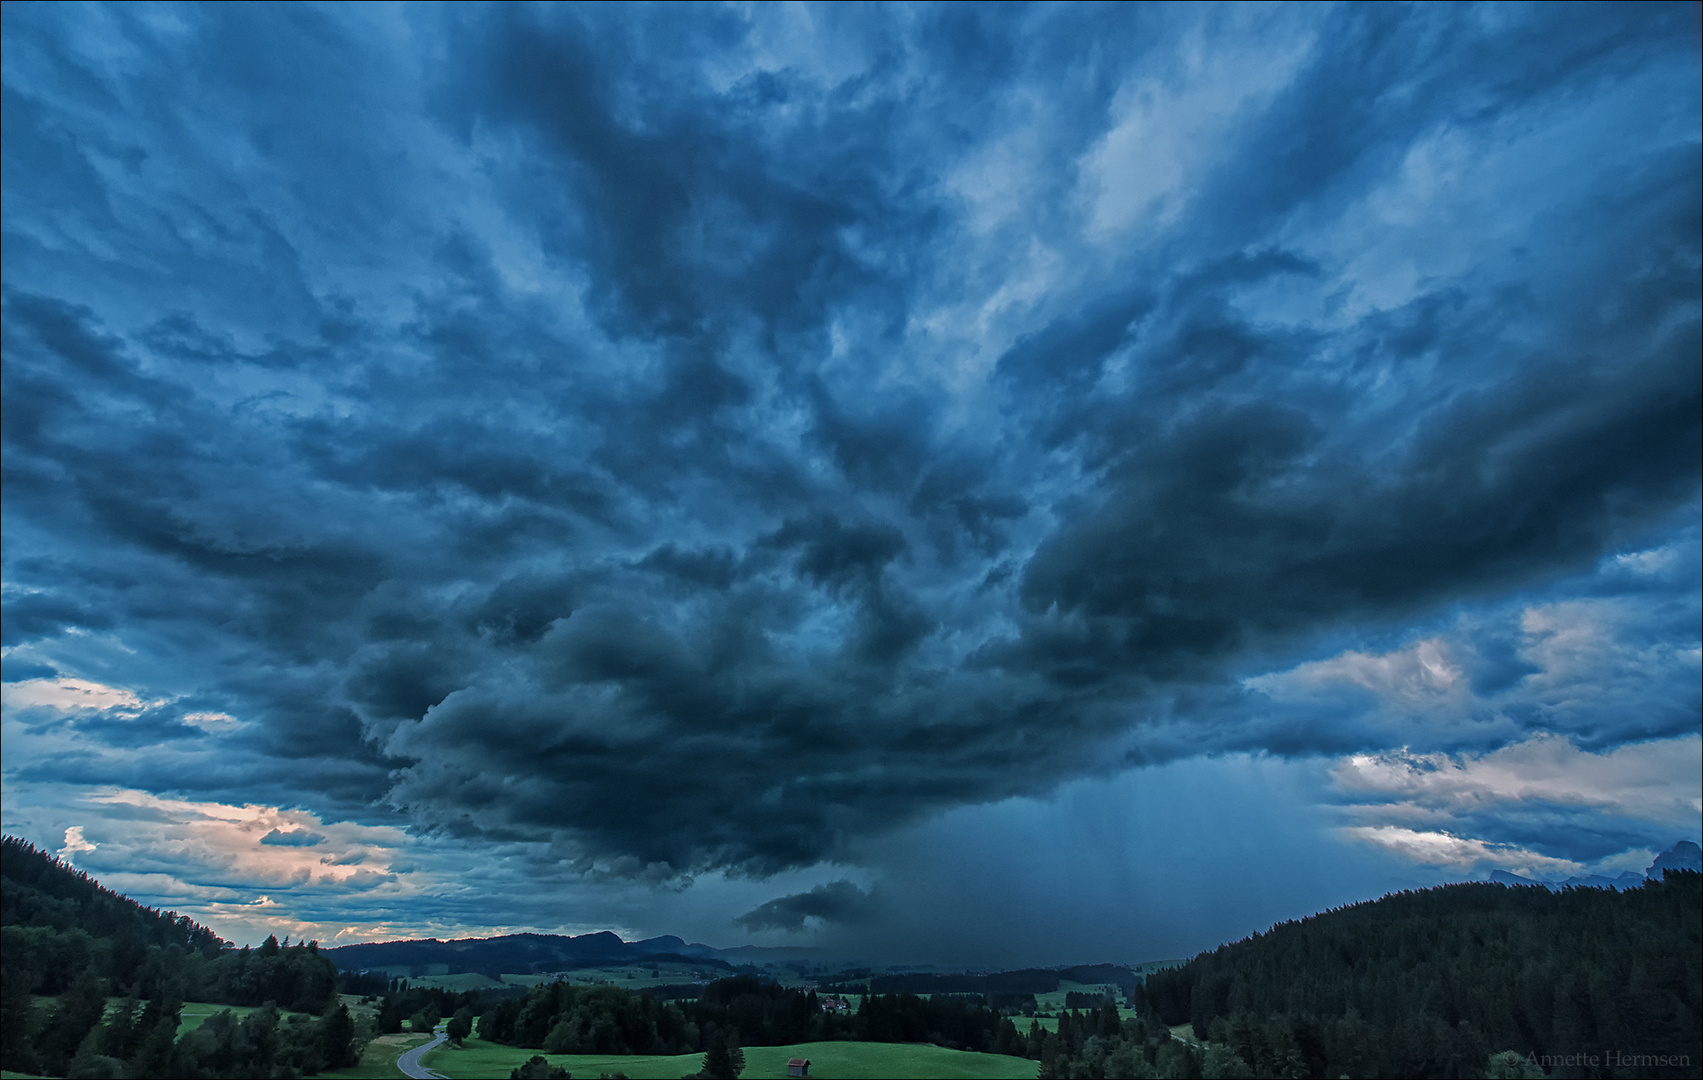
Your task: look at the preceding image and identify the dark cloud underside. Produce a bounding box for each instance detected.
[2,3,1697,877]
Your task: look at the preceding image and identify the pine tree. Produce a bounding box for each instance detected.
[98,990,140,1059]
[701,1032,744,1079]
[39,966,107,1074]
[320,1001,357,1067]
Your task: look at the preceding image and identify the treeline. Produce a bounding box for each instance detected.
[1,836,359,1078]
[6,924,340,1013]
[478,974,1028,1057]
[920,991,1041,1015]
[372,981,490,1035]
[1026,1001,1213,1079]
[1125,872,1701,1079]
[23,981,360,1080]
[1064,990,1117,1010]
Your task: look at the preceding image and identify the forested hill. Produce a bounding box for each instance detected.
[1,835,227,958]
[1,835,357,1078]
[1140,871,1701,1078]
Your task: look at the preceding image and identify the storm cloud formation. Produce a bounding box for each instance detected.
[735,880,877,934]
[2,0,1698,918]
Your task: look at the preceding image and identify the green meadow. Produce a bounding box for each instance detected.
[421,1037,1039,1080]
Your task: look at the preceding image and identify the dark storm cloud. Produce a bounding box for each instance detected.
[0,659,58,682]
[2,3,1697,882]
[734,880,877,934]
[1002,211,1701,682]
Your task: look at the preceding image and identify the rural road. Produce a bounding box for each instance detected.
[397,1031,447,1079]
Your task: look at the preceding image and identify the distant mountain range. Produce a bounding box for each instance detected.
[321,929,739,978]
[320,928,1151,996]
[320,929,1142,984]
[1486,839,1701,891]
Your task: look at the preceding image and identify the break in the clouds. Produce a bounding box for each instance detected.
[2,3,1698,955]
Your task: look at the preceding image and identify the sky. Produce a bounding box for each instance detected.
[1,2,1699,966]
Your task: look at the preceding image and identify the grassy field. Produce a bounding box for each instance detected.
[1012,1006,1149,1034]
[1030,979,1124,1014]
[316,1031,436,1079]
[422,1037,1038,1079]
[176,999,323,1035]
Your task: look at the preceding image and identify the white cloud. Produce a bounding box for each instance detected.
[1343,825,1583,879]
[1615,547,1681,575]
[1332,733,1703,827]
[3,784,432,943]
[0,780,794,948]
[181,711,240,731]
[1248,636,1464,703]
[1332,733,1702,876]
[59,825,97,862]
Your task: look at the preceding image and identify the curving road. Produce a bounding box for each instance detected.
[397,1031,447,1079]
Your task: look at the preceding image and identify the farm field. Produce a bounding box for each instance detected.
[421,1037,1039,1079]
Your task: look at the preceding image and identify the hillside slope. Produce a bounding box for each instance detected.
[1140,871,1701,1077]
[0,835,354,1078]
